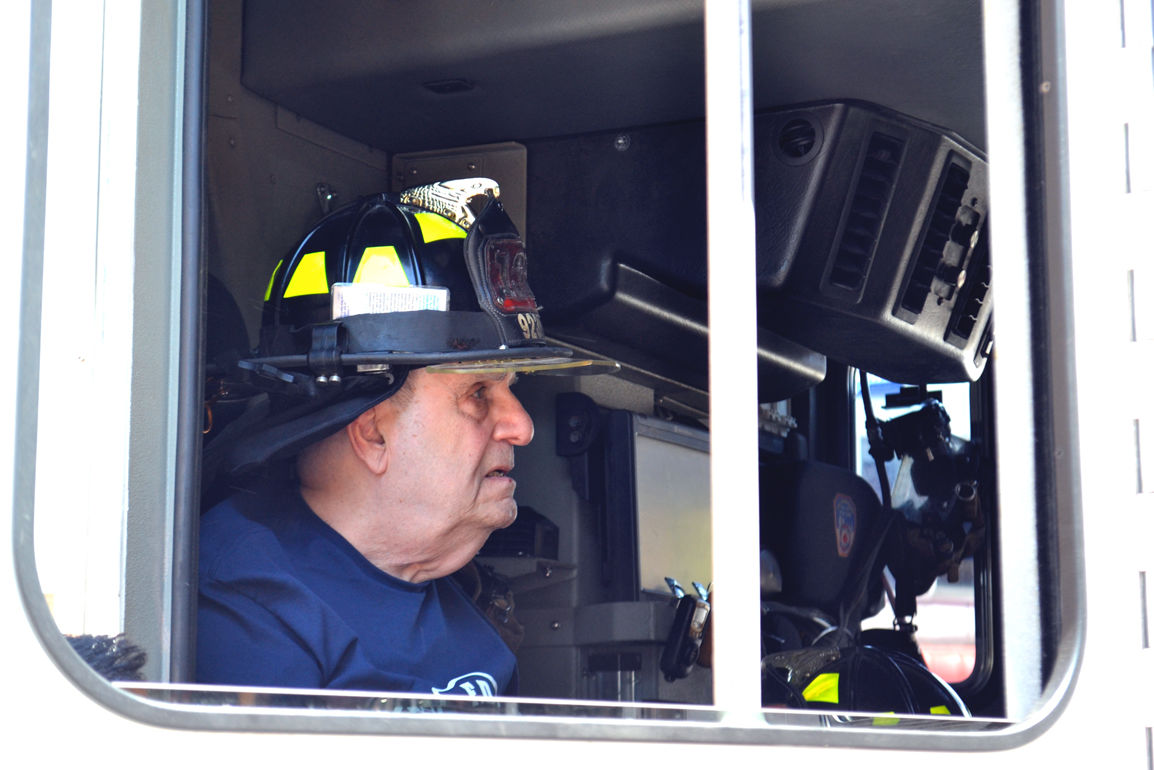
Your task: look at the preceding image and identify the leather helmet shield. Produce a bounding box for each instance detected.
[462,197,544,349]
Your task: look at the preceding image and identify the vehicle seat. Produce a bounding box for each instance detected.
[759,459,890,634]
[758,460,968,716]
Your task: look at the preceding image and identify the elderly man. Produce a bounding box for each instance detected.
[196,180,611,694]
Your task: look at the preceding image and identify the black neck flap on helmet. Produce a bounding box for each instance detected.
[213,179,616,474]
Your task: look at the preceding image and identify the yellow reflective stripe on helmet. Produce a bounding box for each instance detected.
[284,251,329,298]
[414,210,466,243]
[802,673,840,704]
[353,246,410,287]
[264,259,283,302]
[930,704,952,715]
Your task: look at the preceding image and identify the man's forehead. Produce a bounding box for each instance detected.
[369,368,515,417]
[421,368,517,386]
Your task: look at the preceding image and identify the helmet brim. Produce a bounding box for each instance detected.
[425,355,619,375]
[218,348,617,475]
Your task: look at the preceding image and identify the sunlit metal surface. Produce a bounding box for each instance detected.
[123,683,1013,736]
[705,0,763,716]
[981,0,1043,721]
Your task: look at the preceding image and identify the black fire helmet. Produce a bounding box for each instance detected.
[212,179,616,474]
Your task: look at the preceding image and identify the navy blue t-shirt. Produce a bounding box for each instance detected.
[196,484,517,695]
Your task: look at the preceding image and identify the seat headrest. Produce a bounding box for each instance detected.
[759,460,884,614]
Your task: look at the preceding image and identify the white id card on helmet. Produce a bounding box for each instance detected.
[331,283,449,318]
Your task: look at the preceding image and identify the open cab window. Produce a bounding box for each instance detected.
[18,0,1088,748]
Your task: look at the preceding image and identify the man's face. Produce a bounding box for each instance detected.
[372,368,534,555]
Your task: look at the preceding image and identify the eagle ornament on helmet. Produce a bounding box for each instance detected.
[216,178,616,473]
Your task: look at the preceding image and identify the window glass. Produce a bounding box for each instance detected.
[21,0,1089,747]
[854,373,977,683]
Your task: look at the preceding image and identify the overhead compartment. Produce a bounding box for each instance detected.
[525,121,827,410]
[753,102,992,384]
[526,102,992,399]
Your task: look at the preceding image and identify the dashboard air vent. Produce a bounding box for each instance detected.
[826,133,904,294]
[948,228,990,342]
[900,161,972,315]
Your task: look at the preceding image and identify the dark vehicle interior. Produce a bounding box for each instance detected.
[199,0,1007,717]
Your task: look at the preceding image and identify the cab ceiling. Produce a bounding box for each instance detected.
[240,0,986,154]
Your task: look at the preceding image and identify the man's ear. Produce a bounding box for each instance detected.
[346,406,390,475]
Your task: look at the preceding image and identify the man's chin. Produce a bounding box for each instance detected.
[499,499,518,527]
[473,492,518,532]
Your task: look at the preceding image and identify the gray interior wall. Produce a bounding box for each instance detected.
[205,0,392,345]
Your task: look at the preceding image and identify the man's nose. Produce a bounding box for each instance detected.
[493,389,534,446]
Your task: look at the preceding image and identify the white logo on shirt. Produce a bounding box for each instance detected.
[432,672,498,697]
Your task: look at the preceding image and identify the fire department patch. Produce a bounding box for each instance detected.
[833,493,857,558]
